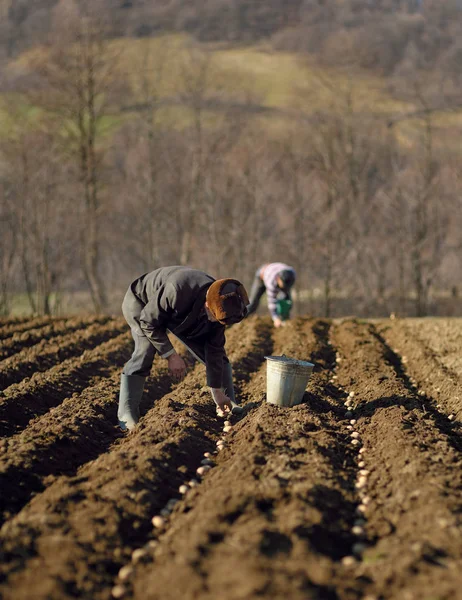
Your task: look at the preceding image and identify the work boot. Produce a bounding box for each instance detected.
[117,374,146,431]
[220,363,244,416]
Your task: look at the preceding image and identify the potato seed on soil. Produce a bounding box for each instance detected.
[0,316,461,600]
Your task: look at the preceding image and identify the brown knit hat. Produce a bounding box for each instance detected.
[206,278,249,325]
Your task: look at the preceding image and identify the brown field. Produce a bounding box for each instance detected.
[0,316,461,600]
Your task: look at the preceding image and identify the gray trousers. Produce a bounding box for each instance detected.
[122,288,157,377]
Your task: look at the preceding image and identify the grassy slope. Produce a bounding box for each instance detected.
[114,36,412,131]
[0,34,460,147]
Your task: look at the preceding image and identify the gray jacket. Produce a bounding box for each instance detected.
[128,266,227,388]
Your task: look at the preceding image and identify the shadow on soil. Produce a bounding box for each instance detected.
[369,324,462,453]
[296,486,355,560]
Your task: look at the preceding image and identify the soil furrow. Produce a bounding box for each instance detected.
[0,316,107,360]
[0,316,30,326]
[2,315,460,600]
[0,318,266,600]
[0,319,125,389]
[0,317,67,340]
[0,358,178,525]
[0,386,218,600]
[0,332,203,526]
[370,323,462,454]
[0,332,131,438]
[229,316,273,404]
[331,319,462,600]
[132,409,352,600]
[377,319,462,421]
[124,318,359,600]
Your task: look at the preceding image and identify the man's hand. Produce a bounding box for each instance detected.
[211,388,232,415]
[273,317,283,328]
[167,353,187,381]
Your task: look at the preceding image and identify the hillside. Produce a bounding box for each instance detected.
[4,33,460,150]
[2,0,303,58]
[1,0,462,80]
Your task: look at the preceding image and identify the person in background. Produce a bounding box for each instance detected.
[118,266,249,431]
[247,262,296,327]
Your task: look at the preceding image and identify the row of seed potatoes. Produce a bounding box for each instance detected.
[0,332,173,525]
[117,319,371,600]
[110,317,274,598]
[330,319,462,600]
[0,318,266,600]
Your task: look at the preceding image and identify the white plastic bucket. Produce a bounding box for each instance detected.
[265,355,315,407]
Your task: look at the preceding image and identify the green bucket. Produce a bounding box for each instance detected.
[276,298,292,320]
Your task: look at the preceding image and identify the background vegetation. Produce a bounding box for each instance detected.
[0,0,461,317]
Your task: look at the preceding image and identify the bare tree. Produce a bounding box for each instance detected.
[0,128,37,313]
[27,2,120,312]
[177,45,212,265]
[112,38,174,273]
[0,181,18,315]
[0,101,78,316]
[389,83,450,316]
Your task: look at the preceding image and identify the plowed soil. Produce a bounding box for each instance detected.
[0,316,461,600]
